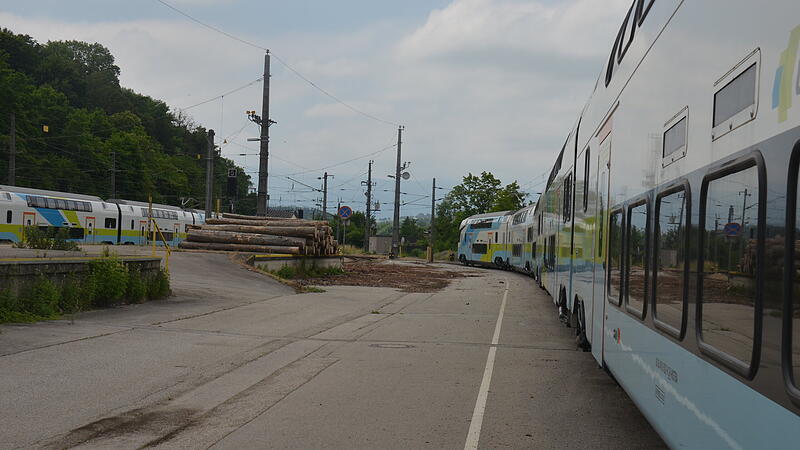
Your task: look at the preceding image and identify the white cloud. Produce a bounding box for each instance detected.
[0,0,632,215]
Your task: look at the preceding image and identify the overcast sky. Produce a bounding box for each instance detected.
[1,0,631,218]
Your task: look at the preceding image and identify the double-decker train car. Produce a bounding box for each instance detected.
[520,0,800,446]
[0,185,199,246]
[507,204,537,274]
[457,211,512,268]
[107,199,195,246]
[0,185,120,244]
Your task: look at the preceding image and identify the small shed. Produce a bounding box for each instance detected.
[369,236,393,254]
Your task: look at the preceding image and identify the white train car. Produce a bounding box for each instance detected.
[107,199,193,246]
[0,185,120,244]
[507,204,537,275]
[521,0,800,446]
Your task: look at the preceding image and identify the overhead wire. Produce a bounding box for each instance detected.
[155,0,399,127]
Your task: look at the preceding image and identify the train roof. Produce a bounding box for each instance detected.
[464,211,514,223]
[106,198,185,211]
[0,185,104,202]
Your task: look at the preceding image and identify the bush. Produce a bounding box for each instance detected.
[126,267,147,303]
[20,276,61,317]
[0,260,171,324]
[60,274,94,313]
[88,258,128,307]
[14,226,81,251]
[275,265,297,279]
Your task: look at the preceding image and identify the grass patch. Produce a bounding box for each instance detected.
[302,286,326,293]
[270,264,344,280]
[340,245,365,255]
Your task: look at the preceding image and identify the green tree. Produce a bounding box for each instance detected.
[400,216,425,244]
[0,28,251,210]
[432,172,526,251]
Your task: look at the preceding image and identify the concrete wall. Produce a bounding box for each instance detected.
[249,255,342,273]
[0,257,162,296]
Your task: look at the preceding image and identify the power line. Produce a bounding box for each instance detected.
[270,52,399,127]
[178,76,264,111]
[154,0,399,128]
[156,0,269,52]
[282,143,397,177]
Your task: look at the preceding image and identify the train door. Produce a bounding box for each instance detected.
[139,220,148,245]
[23,211,36,227]
[85,217,96,243]
[591,135,611,365]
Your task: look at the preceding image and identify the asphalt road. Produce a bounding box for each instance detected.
[0,251,665,449]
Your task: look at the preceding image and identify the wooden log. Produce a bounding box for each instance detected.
[222,213,299,221]
[198,224,318,239]
[206,218,328,227]
[187,230,306,248]
[179,241,301,254]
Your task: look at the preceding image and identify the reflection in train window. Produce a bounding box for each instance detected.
[701,164,759,367]
[626,201,648,318]
[654,188,687,336]
[608,210,623,304]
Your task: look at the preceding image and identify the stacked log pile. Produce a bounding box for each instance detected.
[178,213,339,255]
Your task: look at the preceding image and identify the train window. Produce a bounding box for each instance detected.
[495,232,498,244]
[0,192,10,201]
[6,210,11,224]
[512,244,522,257]
[527,226,533,242]
[563,174,573,223]
[712,50,760,141]
[104,218,116,229]
[638,0,655,26]
[473,243,487,255]
[714,64,756,129]
[699,161,761,373]
[45,198,57,209]
[617,1,636,64]
[608,209,624,305]
[131,220,135,230]
[532,242,537,258]
[654,186,688,338]
[663,109,688,167]
[583,149,591,212]
[471,220,492,230]
[625,200,648,318]
[788,143,800,396]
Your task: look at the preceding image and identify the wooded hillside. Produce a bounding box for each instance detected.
[0,28,253,211]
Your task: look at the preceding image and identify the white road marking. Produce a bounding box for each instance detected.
[464,279,509,450]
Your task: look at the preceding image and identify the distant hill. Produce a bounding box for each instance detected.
[0,28,254,212]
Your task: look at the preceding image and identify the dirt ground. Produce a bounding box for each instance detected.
[300,258,479,293]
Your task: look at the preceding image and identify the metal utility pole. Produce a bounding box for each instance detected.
[391,126,404,258]
[8,113,15,185]
[320,172,333,218]
[257,52,272,216]
[205,129,215,219]
[363,160,373,252]
[110,150,116,198]
[739,189,751,226]
[429,177,436,262]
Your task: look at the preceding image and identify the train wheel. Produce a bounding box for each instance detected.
[572,300,591,352]
[459,254,467,265]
